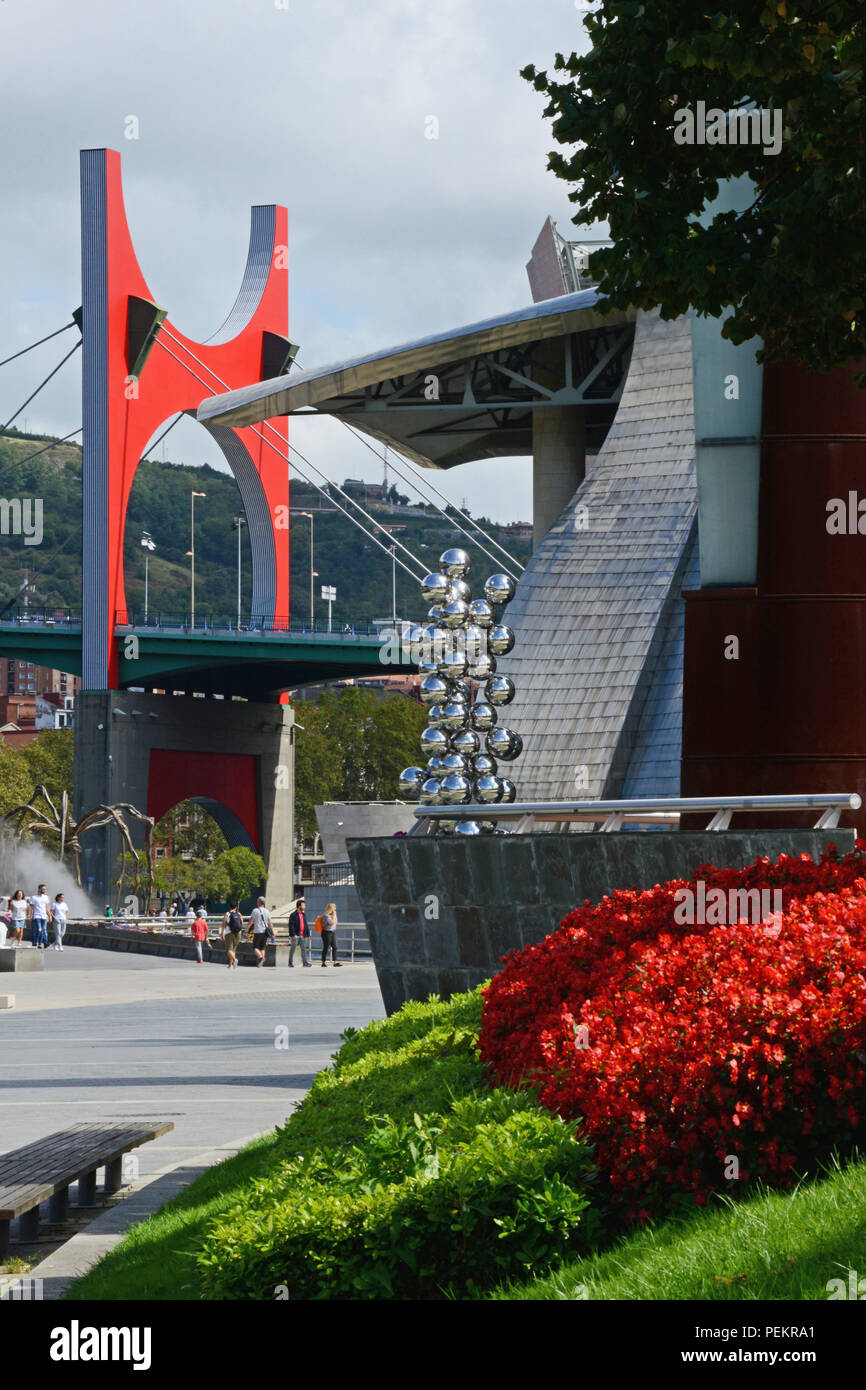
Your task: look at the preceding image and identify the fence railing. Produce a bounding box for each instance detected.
[0,609,399,641]
[312,860,355,886]
[64,916,371,957]
[414,793,862,833]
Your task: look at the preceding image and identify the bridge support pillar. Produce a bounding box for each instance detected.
[73,692,295,909]
[532,405,585,550]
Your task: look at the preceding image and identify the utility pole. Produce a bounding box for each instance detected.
[189,490,206,626]
[140,532,155,624]
[231,515,246,629]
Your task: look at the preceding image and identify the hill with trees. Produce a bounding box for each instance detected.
[0,429,530,629]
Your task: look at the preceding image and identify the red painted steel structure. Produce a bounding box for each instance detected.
[80,148,290,692]
[147,749,260,850]
[682,360,866,829]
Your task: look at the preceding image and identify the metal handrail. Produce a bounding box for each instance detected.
[414,793,862,833]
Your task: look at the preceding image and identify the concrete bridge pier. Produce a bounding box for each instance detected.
[73,692,294,908]
[532,405,586,550]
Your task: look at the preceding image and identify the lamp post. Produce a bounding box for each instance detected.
[321,583,336,633]
[231,514,246,629]
[390,543,397,623]
[140,531,155,624]
[297,510,314,628]
[190,490,206,626]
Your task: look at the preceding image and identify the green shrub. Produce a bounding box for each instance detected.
[197,1088,598,1300]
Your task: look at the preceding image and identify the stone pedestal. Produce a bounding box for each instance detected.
[348,829,854,1014]
[0,949,44,973]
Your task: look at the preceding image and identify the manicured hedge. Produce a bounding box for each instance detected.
[197,990,599,1299]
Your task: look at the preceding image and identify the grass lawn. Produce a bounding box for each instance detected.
[68,992,486,1301]
[490,1155,866,1301]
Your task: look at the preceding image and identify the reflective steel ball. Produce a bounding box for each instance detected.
[435,818,455,835]
[462,624,486,663]
[427,604,445,623]
[485,675,515,706]
[440,753,468,775]
[453,820,481,836]
[421,571,451,604]
[419,675,448,706]
[445,678,471,704]
[447,578,471,604]
[479,820,498,835]
[439,773,471,805]
[471,752,498,776]
[499,778,517,803]
[470,702,497,732]
[474,774,503,805]
[450,728,480,757]
[420,727,448,756]
[440,701,469,732]
[398,766,426,802]
[440,547,470,579]
[420,777,442,805]
[441,599,469,630]
[484,573,517,608]
[427,703,448,729]
[485,727,521,761]
[408,625,427,663]
[466,651,496,681]
[487,624,515,657]
[438,649,468,680]
[467,598,494,629]
[426,755,444,774]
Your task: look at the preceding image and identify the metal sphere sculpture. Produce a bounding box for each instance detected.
[400,549,523,834]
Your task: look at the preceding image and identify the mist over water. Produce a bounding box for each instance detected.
[0,834,99,917]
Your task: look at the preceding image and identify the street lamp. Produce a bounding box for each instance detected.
[297,510,314,628]
[390,543,397,624]
[321,583,336,633]
[140,531,155,624]
[190,490,206,626]
[231,514,246,629]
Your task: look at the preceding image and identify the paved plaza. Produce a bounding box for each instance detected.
[0,945,385,1296]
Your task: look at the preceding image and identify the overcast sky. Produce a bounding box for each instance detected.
[0,0,595,523]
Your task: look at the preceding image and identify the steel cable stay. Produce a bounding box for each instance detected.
[0,340,81,437]
[154,327,428,581]
[151,331,426,583]
[0,322,78,371]
[338,418,523,580]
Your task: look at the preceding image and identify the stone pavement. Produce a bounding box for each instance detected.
[0,944,384,1297]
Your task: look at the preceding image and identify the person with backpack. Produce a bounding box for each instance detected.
[248,898,274,967]
[221,901,244,969]
[320,901,341,968]
[288,896,311,968]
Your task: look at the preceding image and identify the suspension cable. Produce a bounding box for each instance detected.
[0,322,77,371]
[0,341,81,436]
[0,427,83,490]
[340,419,523,579]
[154,328,427,580]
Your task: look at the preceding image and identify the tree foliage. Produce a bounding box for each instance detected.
[523,1,866,370]
[294,687,427,839]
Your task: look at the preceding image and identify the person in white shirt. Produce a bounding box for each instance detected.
[29,884,51,950]
[51,893,69,951]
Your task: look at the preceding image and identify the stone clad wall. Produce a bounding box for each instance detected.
[348,830,854,1015]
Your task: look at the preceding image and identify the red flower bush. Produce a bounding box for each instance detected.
[479,845,866,1220]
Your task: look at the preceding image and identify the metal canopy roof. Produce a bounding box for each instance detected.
[197,290,636,470]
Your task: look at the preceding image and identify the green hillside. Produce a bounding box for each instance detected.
[0,430,530,628]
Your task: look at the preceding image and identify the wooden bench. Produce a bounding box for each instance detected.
[0,1119,174,1256]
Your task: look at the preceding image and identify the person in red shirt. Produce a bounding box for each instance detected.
[191,909,209,964]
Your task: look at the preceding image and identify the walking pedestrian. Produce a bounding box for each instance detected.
[248,897,274,968]
[29,883,50,950]
[220,901,244,969]
[288,896,311,968]
[51,893,69,951]
[321,901,341,968]
[191,908,209,964]
[9,890,27,946]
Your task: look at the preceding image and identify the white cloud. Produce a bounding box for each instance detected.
[0,0,593,523]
